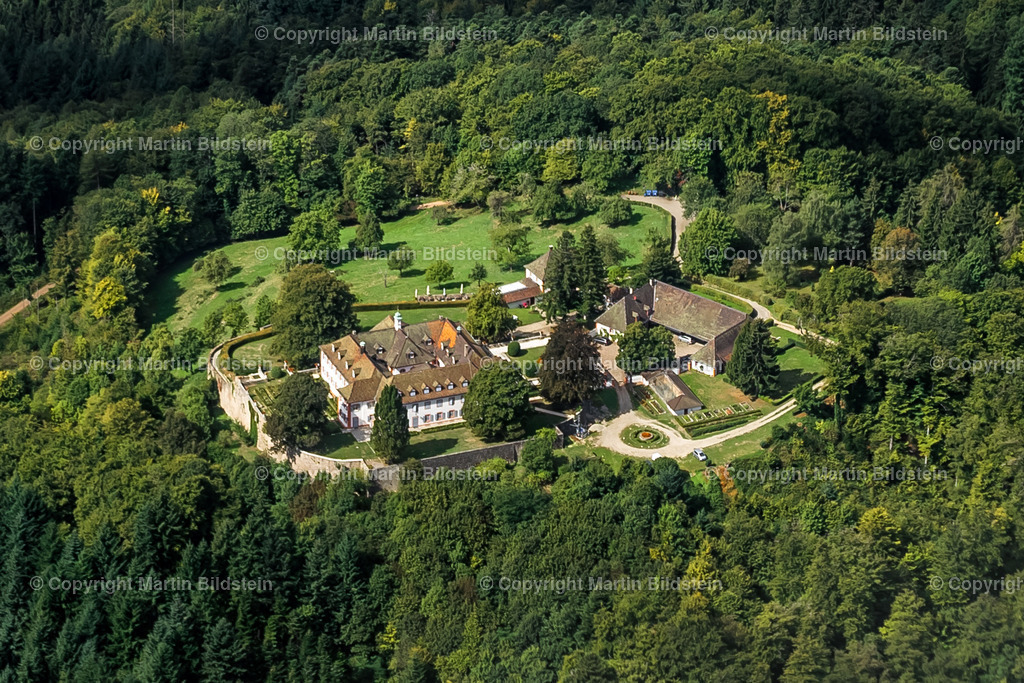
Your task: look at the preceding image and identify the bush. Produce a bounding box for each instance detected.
[269,366,285,379]
[507,340,522,356]
[759,295,774,306]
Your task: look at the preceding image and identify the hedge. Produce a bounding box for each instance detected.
[218,327,277,376]
[684,413,761,438]
[702,275,761,304]
[353,299,469,312]
[685,408,763,429]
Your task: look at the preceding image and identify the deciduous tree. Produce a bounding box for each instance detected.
[463,363,532,440]
[271,264,357,365]
[539,319,604,407]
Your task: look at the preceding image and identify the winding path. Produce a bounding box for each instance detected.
[621,194,829,343]
[592,380,826,460]
[610,193,835,460]
[621,194,689,257]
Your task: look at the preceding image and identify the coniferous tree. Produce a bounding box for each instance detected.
[577,224,607,318]
[539,319,604,407]
[354,212,384,255]
[201,618,248,683]
[370,385,410,463]
[640,235,682,285]
[542,230,580,319]
[726,320,780,398]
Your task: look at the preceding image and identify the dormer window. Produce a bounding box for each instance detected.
[447,383,454,390]
[424,387,430,394]
[409,389,417,396]
[435,385,443,392]
[462,381,469,387]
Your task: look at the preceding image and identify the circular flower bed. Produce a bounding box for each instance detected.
[620,425,669,449]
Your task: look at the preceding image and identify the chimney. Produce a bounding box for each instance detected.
[394,311,403,331]
[359,341,366,354]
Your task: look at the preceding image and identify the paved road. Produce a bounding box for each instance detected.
[593,379,826,460]
[0,283,55,329]
[621,194,689,257]
[621,194,831,344]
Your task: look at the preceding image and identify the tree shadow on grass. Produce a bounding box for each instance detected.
[407,437,459,459]
[623,210,645,227]
[775,369,815,398]
[217,281,247,293]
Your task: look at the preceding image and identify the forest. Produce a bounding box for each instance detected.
[1,0,1024,680]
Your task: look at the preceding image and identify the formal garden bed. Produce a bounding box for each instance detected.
[619,425,669,449]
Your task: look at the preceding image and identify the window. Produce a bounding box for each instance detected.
[448,410,456,419]
[435,385,442,392]
[449,397,456,406]
[424,387,430,394]
[447,383,454,389]
[423,414,432,423]
[436,412,443,421]
[409,389,416,396]
[462,380,469,387]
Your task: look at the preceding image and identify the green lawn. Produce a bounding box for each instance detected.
[511,345,546,362]
[148,203,669,333]
[356,307,468,330]
[690,285,753,315]
[147,236,285,333]
[679,371,769,412]
[229,337,285,373]
[771,326,826,397]
[699,410,803,465]
[557,443,628,473]
[735,268,817,320]
[511,307,544,326]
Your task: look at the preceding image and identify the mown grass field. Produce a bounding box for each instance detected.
[700,411,804,465]
[772,325,827,396]
[679,371,769,412]
[148,204,669,333]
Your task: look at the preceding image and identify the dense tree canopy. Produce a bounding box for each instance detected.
[1,0,1024,679]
